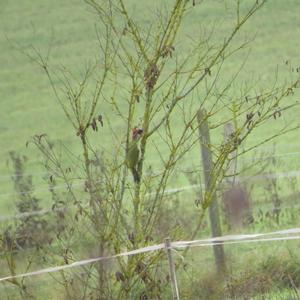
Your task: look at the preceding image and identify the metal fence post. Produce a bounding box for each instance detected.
[164,238,180,300]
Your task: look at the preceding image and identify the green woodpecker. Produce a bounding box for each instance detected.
[126,127,143,183]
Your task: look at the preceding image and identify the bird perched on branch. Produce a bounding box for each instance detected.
[126,127,143,183]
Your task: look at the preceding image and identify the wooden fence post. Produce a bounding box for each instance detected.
[197,108,226,275]
[164,238,180,300]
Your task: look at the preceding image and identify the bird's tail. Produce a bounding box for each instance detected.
[132,168,140,183]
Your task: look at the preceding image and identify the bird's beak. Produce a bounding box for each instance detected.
[132,128,143,140]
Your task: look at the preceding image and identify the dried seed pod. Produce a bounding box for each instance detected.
[246,112,254,130]
[144,62,159,90]
[273,110,282,119]
[97,115,103,127]
[91,117,98,131]
[205,67,211,76]
[76,125,84,136]
[246,112,254,122]
[161,45,175,58]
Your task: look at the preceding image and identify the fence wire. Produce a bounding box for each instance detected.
[1,227,300,283]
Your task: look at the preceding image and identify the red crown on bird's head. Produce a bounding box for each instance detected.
[132,127,143,140]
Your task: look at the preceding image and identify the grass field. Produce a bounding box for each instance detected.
[1,1,300,299]
[1,0,300,195]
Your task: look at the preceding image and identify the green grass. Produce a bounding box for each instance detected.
[0,0,300,168]
[0,0,300,206]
